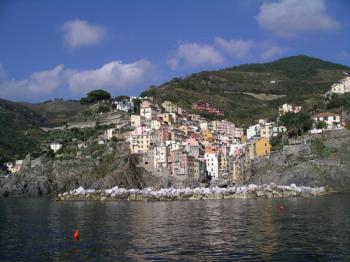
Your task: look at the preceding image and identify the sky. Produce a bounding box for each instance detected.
[0,0,349,102]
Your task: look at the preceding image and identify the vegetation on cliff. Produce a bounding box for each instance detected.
[0,99,45,162]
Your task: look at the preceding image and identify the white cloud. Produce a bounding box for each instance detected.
[260,42,287,60]
[62,19,105,48]
[215,37,255,58]
[256,0,339,37]
[0,65,64,99]
[168,42,224,69]
[66,60,153,93]
[0,60,154,100]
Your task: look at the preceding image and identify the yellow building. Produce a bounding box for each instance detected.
[200,129,214,141]
[255,137,271,157]
[178,125,189,135]
[160,113,176,126]
[130,133,153,154]
[219,154,228,172]
[240,135,247,143]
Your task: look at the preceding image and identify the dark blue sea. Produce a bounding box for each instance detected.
[1,194,350,261]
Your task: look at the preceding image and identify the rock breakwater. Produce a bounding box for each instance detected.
[56,183,328,201]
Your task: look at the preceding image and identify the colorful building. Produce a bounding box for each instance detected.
[255,138,271,157]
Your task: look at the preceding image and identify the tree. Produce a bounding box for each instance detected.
[133,98,142,114]
[327,93,350,110]
[83,89,111,104]
[97,104,110,113]
[115,95,129,102]
[80,97,89,105]
[270,135,283,150]
[316,121,328,129]
[280,112,312,137]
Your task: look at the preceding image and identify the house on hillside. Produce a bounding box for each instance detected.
[131,115,142,128]
[325,76,350,99]
[279,103,302,116]
[312,112,342,129]
[113,99,134,113]
[140,100,158,120]
[50,143,62,153]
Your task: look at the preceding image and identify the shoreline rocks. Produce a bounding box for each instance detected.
[56,183,329,202]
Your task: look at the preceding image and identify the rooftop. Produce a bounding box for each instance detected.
[313,112,339,117]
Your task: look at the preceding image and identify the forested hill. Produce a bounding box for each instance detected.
[141,55,350,125]
[0,99,45,162]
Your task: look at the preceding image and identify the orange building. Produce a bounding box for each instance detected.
[255,137,271,157]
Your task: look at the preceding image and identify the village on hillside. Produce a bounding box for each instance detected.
[2,75,350,187]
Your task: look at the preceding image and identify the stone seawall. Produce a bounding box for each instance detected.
[56,183,328,202]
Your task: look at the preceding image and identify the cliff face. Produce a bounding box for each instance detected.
[0,143,159,197]
[249,129,350,191]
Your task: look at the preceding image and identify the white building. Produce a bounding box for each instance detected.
[234,128,244,138]
[229,143,246,157]
[140,107,155,120]
[105,128,116,140]
[312,112,342,129]
[325,76,350,99]
[199,121,208,130]
[98,139,107,145]
[204,153,219,178]
[140,100,158,120]
[272,126,287,137]
[131,115,142,128]
[50,143,62,153]
[154,145,168,168]
[279,103,302,116]
[260,126,272,139]
[114,100,134,112]
[247,124,260,140]
[151,120,161,130]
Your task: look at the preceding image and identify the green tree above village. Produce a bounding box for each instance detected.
[279,112,312,137]
[80,89,111,104]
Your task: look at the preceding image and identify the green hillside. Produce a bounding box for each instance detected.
[0,99,46,162]
[23,100,88,127]
[0,99,89,162]
[141,55,350,125]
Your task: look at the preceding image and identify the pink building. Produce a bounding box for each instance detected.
[185,138,199,147]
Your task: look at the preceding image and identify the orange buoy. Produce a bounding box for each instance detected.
[278,204,285,212]
[74,230,80,241]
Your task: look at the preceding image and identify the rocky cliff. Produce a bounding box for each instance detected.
[249,129,350,191]
[0,142,159,197]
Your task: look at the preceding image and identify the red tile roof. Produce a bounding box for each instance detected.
[313,112,339,117]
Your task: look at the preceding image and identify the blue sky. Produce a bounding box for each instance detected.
[0,0,349,102]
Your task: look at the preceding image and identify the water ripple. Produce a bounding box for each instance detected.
[0,195,350,261]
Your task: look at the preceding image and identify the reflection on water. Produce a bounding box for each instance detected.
[1,195,350,261]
